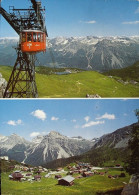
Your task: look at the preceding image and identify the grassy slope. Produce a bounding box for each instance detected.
[44,147,128,169]
[1,170,130,195]
[0,65,139,98]
[103,61,139,82]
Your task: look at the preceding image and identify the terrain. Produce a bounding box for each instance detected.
[1,122,138,195]
[0,65,138,98]
[1,159,130,195]
[104,61,139,82]
[0,36,139,72]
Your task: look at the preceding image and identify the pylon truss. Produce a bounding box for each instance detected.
[3,49,38,98]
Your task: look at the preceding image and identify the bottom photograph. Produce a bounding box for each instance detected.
[0,99,139,195]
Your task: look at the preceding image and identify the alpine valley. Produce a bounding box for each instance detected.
[0,122,138,167]
[0,36,139,72]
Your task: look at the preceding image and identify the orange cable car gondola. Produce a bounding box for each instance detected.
[20,30,46,53]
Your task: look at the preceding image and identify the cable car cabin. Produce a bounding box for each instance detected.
[20,30,46,53]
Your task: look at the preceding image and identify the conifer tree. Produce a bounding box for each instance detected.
[125,110,139,174]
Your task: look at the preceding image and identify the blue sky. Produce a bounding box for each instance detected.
[0,0,139,37]
[0,99,138,140]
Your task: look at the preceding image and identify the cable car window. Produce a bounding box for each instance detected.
[38,33,41,42]
[27,33,32,42]
[41,33,43,42]
[33,32,37,42]
[22,32,26,42]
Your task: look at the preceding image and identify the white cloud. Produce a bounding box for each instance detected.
[7,119,23,126]
[30,132,40,138]
[122,21,139,24]
[71,119,76,123]
[7,120,16,126]
[30,131,50,138]
[80,20,96,24]
[96,113,115,120]
[82,120,105,128]
[31,109,46,121]
[42,131,47,135]
[84,116,90,122]
[16,120,22,125]
[51,116,59,121]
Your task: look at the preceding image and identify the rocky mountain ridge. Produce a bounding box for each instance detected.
[92,122,139,149]
[0,123,138,166]
[0,36,139,72]
[0,131,94,166]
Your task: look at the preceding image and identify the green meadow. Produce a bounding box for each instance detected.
[1,169,130,195]
[0,65,139,98]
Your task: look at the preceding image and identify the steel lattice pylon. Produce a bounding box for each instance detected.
[0,0,48,98]
[3,49,38,98]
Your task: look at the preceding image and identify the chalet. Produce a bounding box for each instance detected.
[79,170,84,174]
[43,168,48,172]
[73,170,79,173]
[119,173,126,177]
[58,176,75,186]
[57,167,63,172]
[11,172,23,181]
[116,164,121,167]
[45,173,50,178]
[113,175,119,178]
[67,171,73,175]
[27,168,33,172]
[26,173,32,176]
[22,167,28,172]
[9,165,15,170]
[35,170,41,174]
[14,170,21,173]
[55,175,62,179]
[34,175,41,181]
[75,175,83,179]
[82,172,94,177]
[108,175,113,179]
[99,172,105,176]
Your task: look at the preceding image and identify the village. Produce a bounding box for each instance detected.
[1,155,134,194]
[6,159,125,187]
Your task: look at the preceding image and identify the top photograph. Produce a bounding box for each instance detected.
[0,0,139,98]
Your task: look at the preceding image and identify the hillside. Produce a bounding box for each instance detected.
[1,161,130,195]
[0,65,139,98]
[104,61,139,82]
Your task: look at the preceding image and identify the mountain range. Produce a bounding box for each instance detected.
[1,122,138,166]
[45,122,139,169]
[0,36,139,72]
[0,131,94,166]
